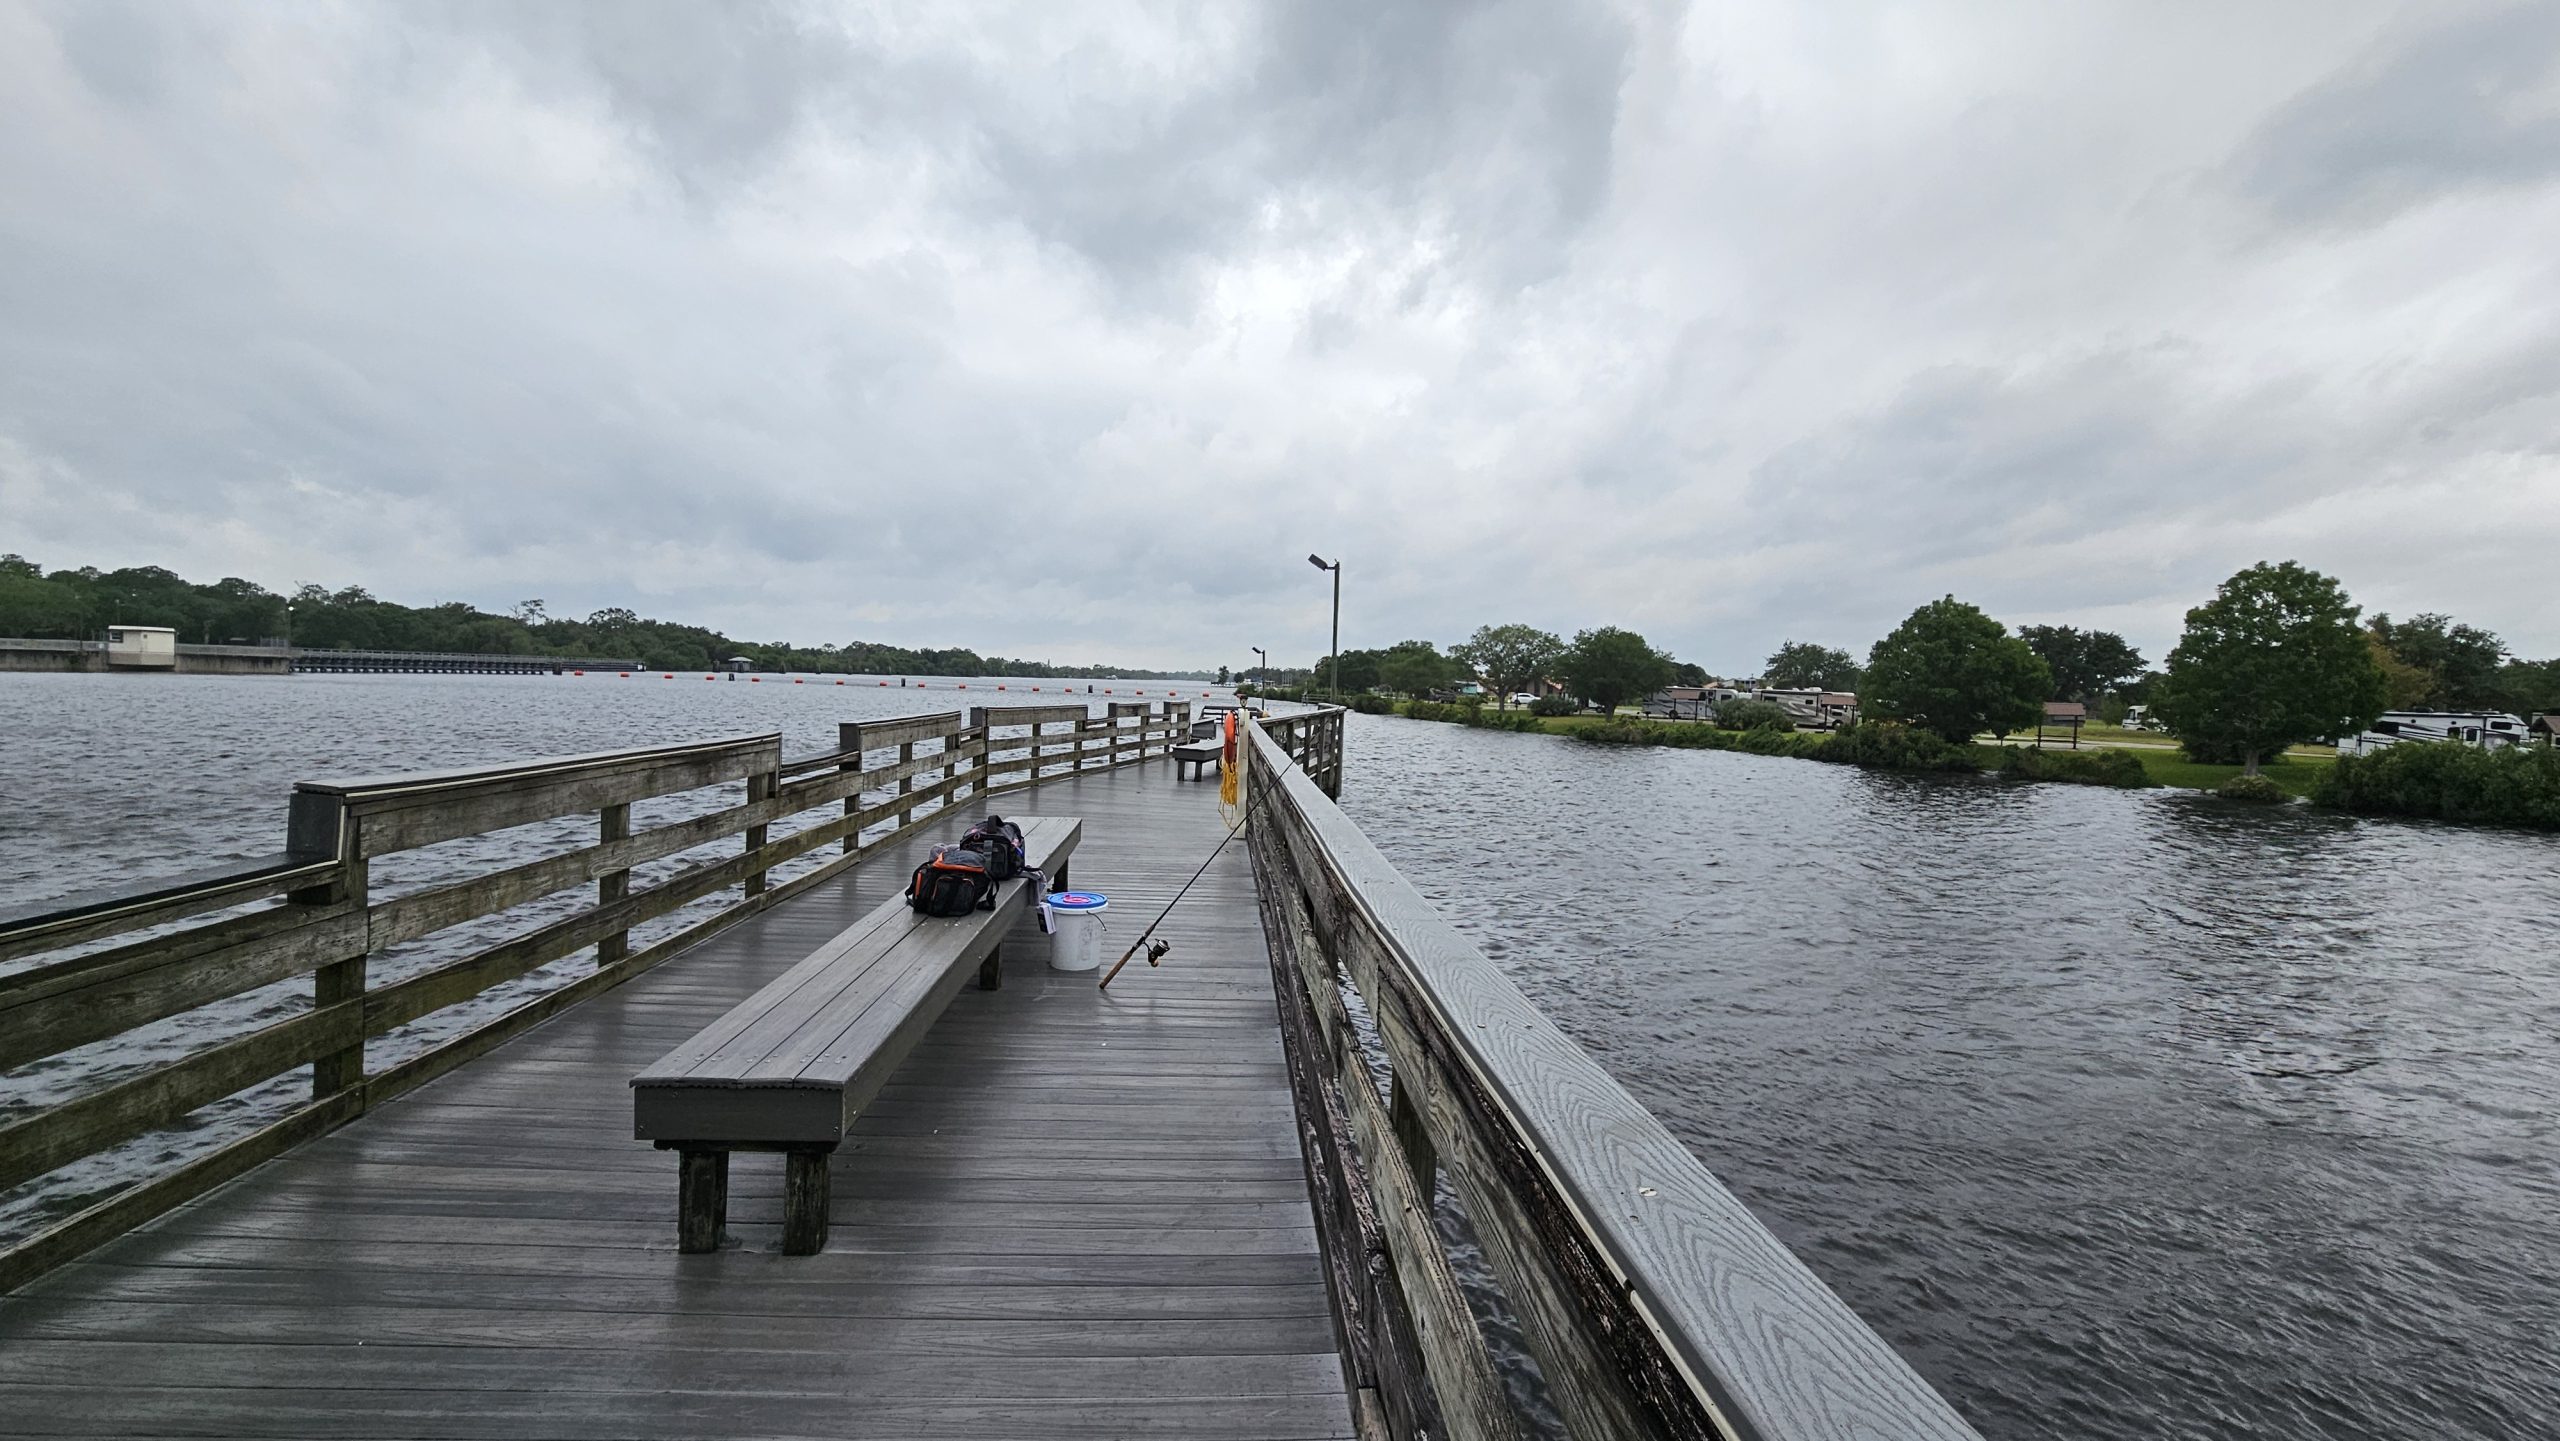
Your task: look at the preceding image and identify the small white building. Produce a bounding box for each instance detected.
[2336,711,2530,756]
[104,625,178,669]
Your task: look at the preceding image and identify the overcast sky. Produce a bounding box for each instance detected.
[3,2,2556,672]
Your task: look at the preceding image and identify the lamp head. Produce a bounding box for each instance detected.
[1307,553,1331,570]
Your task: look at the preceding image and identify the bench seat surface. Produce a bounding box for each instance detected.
[631,816,1078,1146]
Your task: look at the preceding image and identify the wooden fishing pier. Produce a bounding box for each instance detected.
[0,703,1980,1440]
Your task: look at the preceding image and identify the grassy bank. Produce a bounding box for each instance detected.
[2127,751,2333,798]
[1362,698,2552,828]
[1371,699,2373,799]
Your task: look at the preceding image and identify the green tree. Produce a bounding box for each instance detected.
[1560,627,1674,714]
[2016,625,2146,703]
[0,566,87,637]
[1862,596,2050,745]
[1328,647,1386,693]
[1762,640,1862,691]
[1376,639,1456,696]
[2367,634,2433,710]
[1668,660,1709,687]
[2496,657,2560,718]
[2368,612,2509,710]
[1450,624,1565,708]
[2155,561,2389,775]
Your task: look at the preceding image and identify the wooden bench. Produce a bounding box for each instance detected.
[1172,737,1224,780]
[631,816,1081,1254]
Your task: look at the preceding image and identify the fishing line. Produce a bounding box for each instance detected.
[1098,724,1305,990]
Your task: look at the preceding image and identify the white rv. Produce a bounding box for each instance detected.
[2336,711,2529,757]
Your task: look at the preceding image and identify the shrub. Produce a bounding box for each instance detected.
[1996,746,2150,788]
[1399,697,1541,732]
[1348,693,1394,715]
[2217,774,2289,803]
[2314,741,2560,830]
[1714,698,1797,733]
[1528,694,1579,717]
[1820,722,1979,772]
[1571,718,1948,769]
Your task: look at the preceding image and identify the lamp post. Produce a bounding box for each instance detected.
[1250,647,1268,714]
[1307,554,1339,696]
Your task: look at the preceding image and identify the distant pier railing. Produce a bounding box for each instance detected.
[1252,705,1345,798]
[0,701,1188,1293]
[1243,711,1980,1440]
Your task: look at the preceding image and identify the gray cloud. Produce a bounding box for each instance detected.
[2232,4,2560,223]
[1,0,2555,672]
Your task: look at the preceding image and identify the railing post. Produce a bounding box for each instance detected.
[289,790,368,1105]
[597,802,631,966]
[1390,1071,1435,1201]
[896,740,916,828]
[742,768,775,898]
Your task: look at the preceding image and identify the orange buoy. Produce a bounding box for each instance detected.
[997,684,1007,691]
[573,670,584,676]
[619,672,629,678]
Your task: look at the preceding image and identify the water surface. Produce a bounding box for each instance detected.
[3,676,2553,1439]
[1339,714,2560,1441]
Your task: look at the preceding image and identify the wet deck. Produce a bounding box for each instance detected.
[0,764,1352,1439]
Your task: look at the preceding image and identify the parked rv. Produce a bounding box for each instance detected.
[2335,711,2530,757]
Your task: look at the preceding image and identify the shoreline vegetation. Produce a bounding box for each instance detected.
[1261,691,2559,830]
[0,555,1211,680]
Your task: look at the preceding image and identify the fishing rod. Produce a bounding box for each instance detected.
[1098,717,1299,990]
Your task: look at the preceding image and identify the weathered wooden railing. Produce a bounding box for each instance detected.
[1243,714,1981,1441]
[1254,705,1345,798]
[0,701,1188,1293]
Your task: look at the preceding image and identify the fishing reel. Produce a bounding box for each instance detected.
[1142,939,1171,967]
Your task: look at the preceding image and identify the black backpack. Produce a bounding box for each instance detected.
[961,815,1027,881]
[907,844,994,916]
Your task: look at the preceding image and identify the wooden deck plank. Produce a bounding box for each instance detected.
[0,764,1351,1441]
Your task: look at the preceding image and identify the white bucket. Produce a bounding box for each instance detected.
[1046,891,1109,971]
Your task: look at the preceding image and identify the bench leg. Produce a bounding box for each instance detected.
[677,1149,728,1254]
[979,944,1002,991]
[783,1149,832,1255]
[1052,861,1068,889]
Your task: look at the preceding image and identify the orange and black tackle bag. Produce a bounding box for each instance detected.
[907,844,995,916]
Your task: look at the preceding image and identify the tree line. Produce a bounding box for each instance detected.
[1263,563,2559,774]
[1784,564,2560,776]
[0,556,1209,679]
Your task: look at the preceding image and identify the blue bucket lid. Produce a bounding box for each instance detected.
[1048,891,1108,912]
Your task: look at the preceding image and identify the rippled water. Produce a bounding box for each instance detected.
[1339,714,2560,1441]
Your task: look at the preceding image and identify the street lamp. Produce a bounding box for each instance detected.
[1250,646,1268,714]
[1307,554,1339,696]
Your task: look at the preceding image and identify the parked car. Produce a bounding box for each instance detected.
[1508,693,1537,707]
